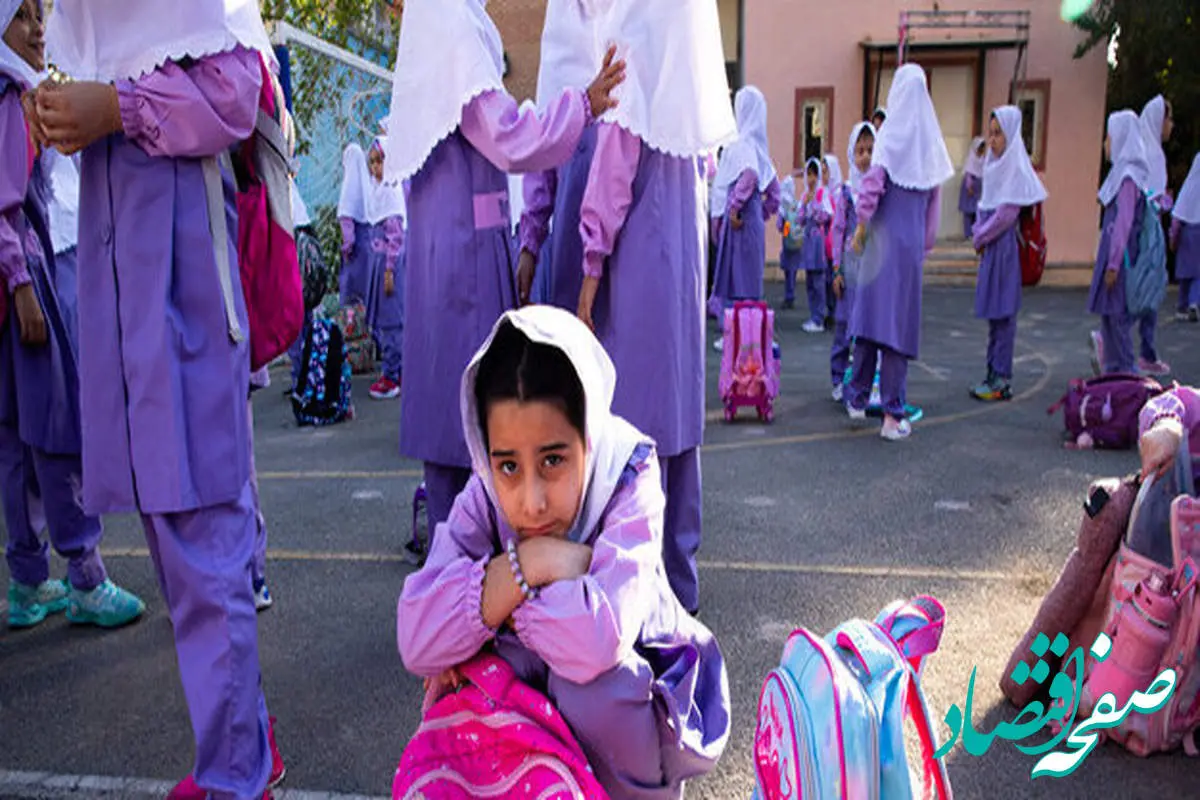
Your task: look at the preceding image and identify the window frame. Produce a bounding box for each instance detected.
[793,87,836,170]
[1013,79,1051,171]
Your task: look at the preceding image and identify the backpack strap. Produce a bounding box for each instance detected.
[201,154,245,344]
[456,653,516,703]
[875,595,946,677]
[905,670,954,799]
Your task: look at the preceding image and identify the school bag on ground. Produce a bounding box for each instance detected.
[1047,373,1165,450]
[1018,202,1047,287]
[296,227,330,313]
[337,300,375,375]
[392,653,610,799]
[753,596,953,800]
[719,300,781,422]
[291,310,353,427]
[1125,196,1169,317]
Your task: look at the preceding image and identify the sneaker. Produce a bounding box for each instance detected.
[781,298,795,310]
[66,579,145,628]
[970,377,1013,402]
[831,384,844,403]
[846,403,867,421]
[881,416,913,441]
[801,320,824,334]
[1138,357,1171,377]
[1089,330,1104,376]
[7,579,70,629]
[253,580,273,611]
[1190,305,1199,323]
[369,375,401,400]
[167,717,285,800]
[1176,310,1193,323]
[713,338,724,352]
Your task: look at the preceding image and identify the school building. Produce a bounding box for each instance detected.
[489,1,1109,269]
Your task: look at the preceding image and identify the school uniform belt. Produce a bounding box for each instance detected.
[473,191,509,230]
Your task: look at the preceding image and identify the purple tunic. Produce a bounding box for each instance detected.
[849,166,941,360]
[709,170,777,306]
[367,215,405,379]
[397,446,730,798]
[1088,179,1144,317]
[1173,219,1200,280]
[958,173,980,215]
[797,190,831,273]
[76,48,260,514]
[519,125,598,312]
[339,217,372,305]
[400,89,590,468]
[0,74,81,456]
[831,184,859,324]
[972,204,1022,320]
[581,125,706,457]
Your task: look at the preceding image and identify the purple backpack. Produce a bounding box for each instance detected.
[1048,373,1165,450]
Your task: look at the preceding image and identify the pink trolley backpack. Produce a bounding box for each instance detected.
[720,300,781,422]
[393,654,611,799]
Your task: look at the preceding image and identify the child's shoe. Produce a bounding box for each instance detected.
[66,579,145,628]
[1190,304,1199,322]
[1176,309,1192,323]
[831,383,844,403]
[801,320,824,334]
[712,338,724,352]
[970,372,1012,402]
[846,403,867,421]
[7,579,70,628]
[781,298,795,310]
[167,717,285,800]
[253,579,273,611]
[1138,357,1171,377]
[1089,330,1105,376]
[369,375,401,399]
[881,416,912,441]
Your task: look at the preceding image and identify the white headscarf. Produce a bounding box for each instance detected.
[460,305,647,544]
[1099,110,1150,207]
[846,121,876,203]
[1140,95,1169,200]
[1172,153,1200,226]
[962,136,986,178]
[709,86,776,217]
[290,180,311,228]
[365,137,407,224]
[823,154,843,193]
[536,0,603,110]
[45,0,275,84]
[337,143,369,222]
[593,0,736,159]
[382,0,504,182]
[0,0,39,87]
[978,106,1047,212]
[870,64,954,191]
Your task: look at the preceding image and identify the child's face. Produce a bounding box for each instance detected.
[872,113,885,129]
[2,0,43,72]
[821,167,830,186]
[987,116,1006,159]
[854,135,873,173]
[806,169,818,192]
[486,399,586,540]
[368,147,384,182]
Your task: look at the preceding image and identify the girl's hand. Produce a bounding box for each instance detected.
[586,45,626,119]
[1104,268,1118,290]
[1140,421,1183,481]
[517,250,536,306]
[422,667,466,713]
[519,536,593,587]
[20,90,48,150]
[35,81,123,156]
[851,223,867,254]
[13,284,47,346]
[577,275,599,332]
[832,273,845,299]
[384,270,396,297]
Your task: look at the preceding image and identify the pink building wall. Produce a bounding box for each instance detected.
[745,0,1109,266]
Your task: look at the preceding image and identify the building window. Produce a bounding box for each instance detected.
[1014,80,1050,171]
[794,87,835,170]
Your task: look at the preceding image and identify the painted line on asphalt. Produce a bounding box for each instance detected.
[0,771,388,800]
[99,547,1041,584]
[258,469,423,480]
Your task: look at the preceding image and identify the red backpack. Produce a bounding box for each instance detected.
[1019,202,1047,287]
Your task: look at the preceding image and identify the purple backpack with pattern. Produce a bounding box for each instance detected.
[1048,373,1166,450]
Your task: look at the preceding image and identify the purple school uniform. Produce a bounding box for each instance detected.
[520,124,598,313]
[830,183,858,387]
[972,205,1022,379]
[777,210,803,305]
[1173,219,1200,310]
[397,446,731,800]
[708,170,779,314]
[0,71,106,592]
[400,89,590,528]
[847,166,940,417]
[367,215,404,381]
[958,173,980,238]
[339,217,371,306]
[580,124,707,613]
[1088,178,1144,373]
[798,190,831,325]
[77,48,273,797]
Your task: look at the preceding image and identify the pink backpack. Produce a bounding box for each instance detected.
[392,654,611,799]
[720,301,781,422]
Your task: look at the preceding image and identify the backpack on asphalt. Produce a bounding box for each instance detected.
[291,311,352,427]
[1048,373,1166,450]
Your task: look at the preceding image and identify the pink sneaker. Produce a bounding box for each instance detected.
[1138,357,1171,377]
[167,717,285,799]
[368,375,401,399]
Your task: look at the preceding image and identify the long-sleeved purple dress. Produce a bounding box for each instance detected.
[972,204,1022,381]
[1088,178,1144,374]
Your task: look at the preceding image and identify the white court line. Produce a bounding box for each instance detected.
[0,770,387,800]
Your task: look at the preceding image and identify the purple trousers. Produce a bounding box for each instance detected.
[660,447,702,614]
[987,316,1017,380]
[141,480,272,800]
[805,271,827,326]
[1137,310,1159,363]
[1179,279,1199,311]
[0,425,106,591]
[830,321,851,389]
[848,338,908,419]
[423,462,472,543]
[1101,312,1136,374]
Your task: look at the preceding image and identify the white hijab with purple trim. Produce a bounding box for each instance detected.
[978,106,1046,211]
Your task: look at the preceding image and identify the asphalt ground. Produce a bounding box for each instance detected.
[2,284,1198,799]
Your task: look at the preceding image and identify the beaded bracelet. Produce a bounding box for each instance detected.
[506,538,537,602]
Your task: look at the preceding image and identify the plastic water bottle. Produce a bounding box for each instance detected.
[1089,572,1178,707]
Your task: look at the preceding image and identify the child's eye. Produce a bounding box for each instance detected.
[543,453,564,469]
[497,460,518,477]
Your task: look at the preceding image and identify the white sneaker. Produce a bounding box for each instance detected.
[1089,330,1104,376]
[831,384,844,403]
[881,417,912,441]
[254,581,273,611]
[801,321,824,334]
[846,404,867,421]
[713,338,724,352]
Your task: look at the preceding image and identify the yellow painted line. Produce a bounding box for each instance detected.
[100,547,1041,583]
[258,469,423,480]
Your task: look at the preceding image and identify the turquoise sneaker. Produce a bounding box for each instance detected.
[67,579,146,628]
[8,579,70,628]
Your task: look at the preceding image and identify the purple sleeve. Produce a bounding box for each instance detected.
[0,91,31,290]
[971,204,1021,251]
[116,47,261,159]
[924,186,942,255]
[831,194,849,269]
[854,166,887,223]
[1139,386,1200,445]
[727,170,757,215]
[511,455,666,684]
[762,178,782,218]
[378,216,404,274]
[519,169,557,257]
[396,477,498,678]
[461,89,589,175]
[1106,179,1139,273]
[339,217,355,255]
[580,123,642,280]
